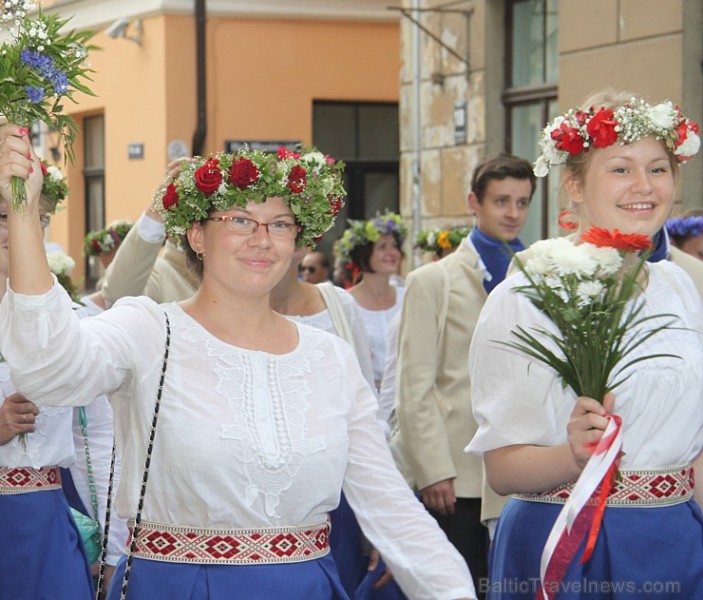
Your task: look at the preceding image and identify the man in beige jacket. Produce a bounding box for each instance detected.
[390,154,536,598]
[101,161,199,307]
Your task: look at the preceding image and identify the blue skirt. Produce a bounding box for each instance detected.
[0,489,94,600]
[329,492,367,598]
[487,497,703,599]
[107,552,350,600]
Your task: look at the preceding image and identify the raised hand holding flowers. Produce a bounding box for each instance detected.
[0,0,96,210]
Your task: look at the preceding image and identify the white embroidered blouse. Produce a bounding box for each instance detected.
[0,281,474,600]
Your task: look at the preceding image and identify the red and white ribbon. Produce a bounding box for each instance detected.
[537,414,623,600]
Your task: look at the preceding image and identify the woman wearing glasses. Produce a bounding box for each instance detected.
[0,137,475,600]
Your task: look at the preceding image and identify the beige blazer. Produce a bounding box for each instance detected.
[390,242,507,522]
[669,246,703,298]
[101,225,198,306]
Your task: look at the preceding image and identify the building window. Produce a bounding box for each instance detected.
[312,101,399,258]
[504,0,558,243]
[83,114,105,290]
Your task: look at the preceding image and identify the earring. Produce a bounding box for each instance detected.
[196,252,204,261]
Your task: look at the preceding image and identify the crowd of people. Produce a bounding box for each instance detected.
[0,87,702,600]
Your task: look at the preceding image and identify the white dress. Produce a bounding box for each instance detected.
[466,260,703,470]
[0,281,475,600]
[356,287,405,387]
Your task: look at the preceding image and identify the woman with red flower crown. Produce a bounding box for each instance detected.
[0,134,476,600]
[466,89,703,599]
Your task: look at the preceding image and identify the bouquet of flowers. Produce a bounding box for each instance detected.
[505,227,681,600]
[0,0,96,209]
[506,227,679,402]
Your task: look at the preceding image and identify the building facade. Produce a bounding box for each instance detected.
[399,0,703,261]
[40,0,401,284]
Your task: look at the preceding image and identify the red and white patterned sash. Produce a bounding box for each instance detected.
[129,520,331,565]
[0,466,62,494]
[517,464,694,507]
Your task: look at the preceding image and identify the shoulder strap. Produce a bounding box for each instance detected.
[112,312,171,600]
[317,281,354,346]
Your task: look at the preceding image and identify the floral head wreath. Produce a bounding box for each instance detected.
[335,211,407,264]
[534,97,701,177]
[157,146,346,247]
[83,219,134,257]
[415,226,471,254]
[665,215,703,240]
[40,161,68,213]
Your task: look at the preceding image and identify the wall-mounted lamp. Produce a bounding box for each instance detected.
[106,18,143,46]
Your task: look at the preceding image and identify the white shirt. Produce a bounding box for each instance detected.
[356,287,405,386]
[286,285,375,389]
[68,296,130,565]
[0,282,475,600]
[0,365,74,470]
[466,261,703,470]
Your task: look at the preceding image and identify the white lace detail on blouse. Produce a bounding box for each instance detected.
[172,308,327,517]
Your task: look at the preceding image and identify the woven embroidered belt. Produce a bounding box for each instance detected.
[0,466,62,495]
[129,520,331,564]
[516,465,694,507]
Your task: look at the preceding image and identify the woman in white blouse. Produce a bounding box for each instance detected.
[336,212,406,390]
[0,148,93,600]
[0,136,475,600]
[466,90,703,598]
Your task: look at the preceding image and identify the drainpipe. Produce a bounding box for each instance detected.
[411,0,422,269]
[192,0,207,156]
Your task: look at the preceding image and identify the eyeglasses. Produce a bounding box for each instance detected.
[206,215,301,240]
[299,265,317,274]
[0,213,51,229]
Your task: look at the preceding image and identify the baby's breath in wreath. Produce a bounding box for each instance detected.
[0,1,97,210]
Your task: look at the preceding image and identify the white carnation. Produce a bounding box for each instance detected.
[533,156,549,178]
[647,102,675,130]
[581,244,622,276]
[552,243,598,278]
[46,251,75,275]
[47,165,64,182]
[301,151,326,169]
[426,231,436,247]
[576,280,605,306]
[675,130,701,158]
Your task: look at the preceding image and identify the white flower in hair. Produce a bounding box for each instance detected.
[647,102,676,130]
[675,130,701,158]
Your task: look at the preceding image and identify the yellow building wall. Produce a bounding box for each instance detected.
[54,14,399,280]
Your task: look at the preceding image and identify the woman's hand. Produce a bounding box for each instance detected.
[366,547,395,590]
[147,157,194,223]
[0,124,43,211]
[567,392,615,470]
[0,392,38,445]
